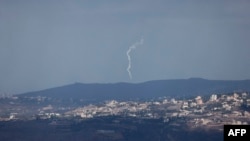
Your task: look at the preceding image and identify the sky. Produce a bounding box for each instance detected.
[0,0,250,94]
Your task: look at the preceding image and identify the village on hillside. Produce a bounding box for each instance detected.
[0,92,249,130]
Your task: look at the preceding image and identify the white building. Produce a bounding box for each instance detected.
[209,94,217,102]
[182,101,189,109]
[195,96,203,105]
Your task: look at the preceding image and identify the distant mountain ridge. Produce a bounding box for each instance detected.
[17,78,250,101]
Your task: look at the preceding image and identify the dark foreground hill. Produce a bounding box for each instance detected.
[0,116,223,141]
[17,78,250,102]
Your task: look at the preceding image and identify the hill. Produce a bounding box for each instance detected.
[17,78,250,102]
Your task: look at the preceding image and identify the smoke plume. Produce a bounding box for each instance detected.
[126,38,144,79]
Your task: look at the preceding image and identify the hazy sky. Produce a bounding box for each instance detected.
[1,0,250,94]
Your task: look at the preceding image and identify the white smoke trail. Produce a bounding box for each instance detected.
[126,38,144,79]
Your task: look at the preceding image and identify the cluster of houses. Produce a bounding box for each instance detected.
[66,92,250,129]
[1,92,250,130]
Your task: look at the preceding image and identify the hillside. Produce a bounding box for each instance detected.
[17,78,250,101]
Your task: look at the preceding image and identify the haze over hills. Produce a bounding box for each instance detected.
[16,78,250,102]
